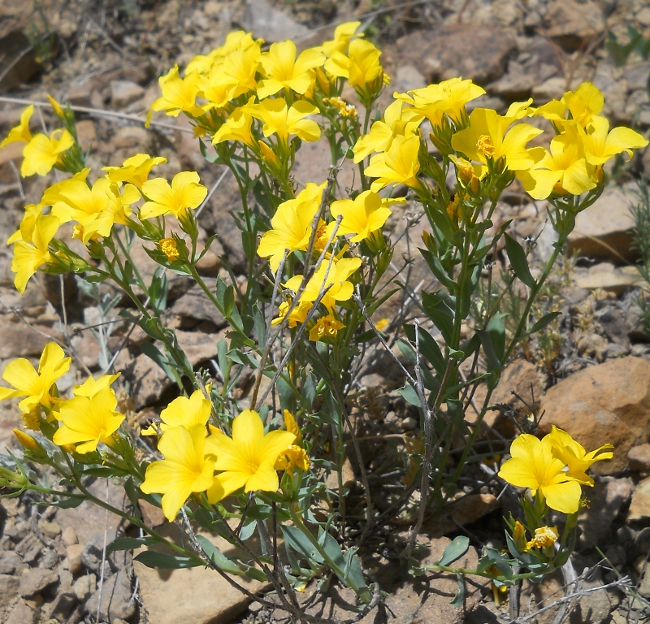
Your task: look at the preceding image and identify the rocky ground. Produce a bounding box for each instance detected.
[1,0,650,622]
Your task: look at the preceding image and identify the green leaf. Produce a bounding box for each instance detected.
[134,551,200,569]
[421,291,455,343]
[281,525,323,564]
[107,537,155,553]
[450,573,465,607]
[529,311,561,334]
[505,233,535,288]
[403,324,446,377]
[196,535,246,575]
[396,384,421,407]
[438,535,470,566]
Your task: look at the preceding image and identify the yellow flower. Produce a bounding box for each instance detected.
[21,129,74,177]
[103,153,168,189]
[283,409,303,446]
[563,82,604,127]
[526,526,559,551]
[204,409,295,499]
[11,214,60,294]
[147,66,205,123]
[46,94,65,118]
[518,126,597,200]
[1,105,33,148]
[321,21,362,57]
[212,104,256,147]
[7,203,44,245]
[142,389,211,436]
[581,115,648,165]
[498,433,583,514]
[250,99,321,146]
[330,190,401,242]
[513,520,527,551]
[395,77,485,126]
[73,373,121,398]
[159,237,180,262]
[284,257,362,312]
[257,40,325,99]
[275,445,310,471]
[0,343,71,417]
[13,428,40,451]
[216,41,263,98]
[140,171,208,220]
[365,133,422,192]
[257,181,327,272]
[309,314,346,341]
[140,425,216,521]
[451,108,542,171]
[353,100,422,163]
[272,300,312,328]
[547,425,613,486]
[53,388,125,454]
[325,38,383,89]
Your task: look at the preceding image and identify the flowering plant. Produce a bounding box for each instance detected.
[0,21,644,618]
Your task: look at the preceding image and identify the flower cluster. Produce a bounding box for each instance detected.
[0,344,306,522]
[498,426,614,514]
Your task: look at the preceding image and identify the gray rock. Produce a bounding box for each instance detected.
[73,573,97,601]
[85,570,136,622]
[578,477,634,547]
[242,0,308,41]
[44,592,76,622]
[168,282,227,331]
[110,80,145,109]
[0,573,20,608]
[395,24,516,84]
[0,550,23,574]
[628,444,650,471]
[15,534,42,565]
[392,65,427,94]
[19,567,58,598]
[5,598,38,624]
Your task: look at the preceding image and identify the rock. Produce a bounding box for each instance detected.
[85,569,136,622]
[19,567,58,598]
[629,476,650,522]
[15,533,42,564]
[628,444,650,471]
[134,524,266,624]
[532,76,567,102]
[5,598,38,624]
[168,282,227,331]
[489,38,562,99]
[0,324,58,359]
[573,264,641,295]
[426,493,500,538]
[115,350,173,409]
[395,24,516,84]
[0,550,23,574]
[539,357,650,473]
[620,62,650,93]
[38,519,61,539]
[392,65,427,94]
[568,187,636,262]
[544,0,604,51]
[66,544,84,575]
[175,329,223,367]
[0,30,42,93]
[75,120,96,152]
[0,573,20,608]
[373,537,487,622]
[575,570,614,623]
[73,574,96,601]
[479,359,543,436]
[241,0,308,42]
[578,477,634,547]
[61,527,78,548]
[44,591,76,622]
[110,80,145,108]
[576,332,608,361]
[56,478,128,545]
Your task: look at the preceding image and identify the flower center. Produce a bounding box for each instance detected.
[477,135,496,158]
